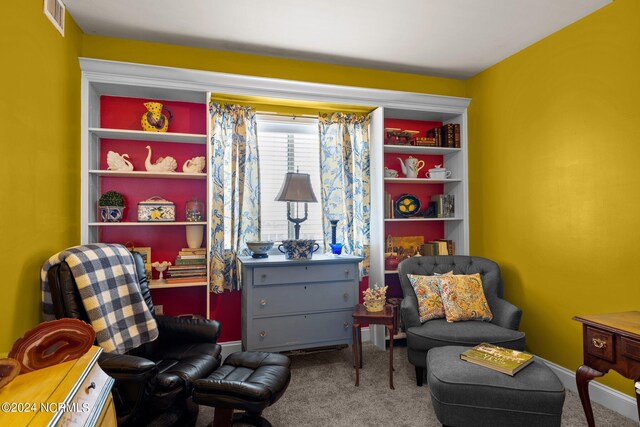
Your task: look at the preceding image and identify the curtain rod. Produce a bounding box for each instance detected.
[255,111,318,119]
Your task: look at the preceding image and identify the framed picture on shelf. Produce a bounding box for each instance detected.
[129,246,152,281]
[388,236,425,262]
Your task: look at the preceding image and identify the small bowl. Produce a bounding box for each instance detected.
[246,241,274,258]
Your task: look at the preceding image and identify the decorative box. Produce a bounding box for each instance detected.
[137,196,175,222]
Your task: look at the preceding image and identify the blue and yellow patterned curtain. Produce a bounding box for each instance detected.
[319,113,371,274]
[209,103,260,292]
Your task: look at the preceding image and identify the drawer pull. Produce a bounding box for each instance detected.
[592,338,607,349]
[259,330,267,338]
[343,322,349,329]
[87,381,96,391]
[343,292,349,300]
[260,299,267,307]
[344,270,350,276]
[261,274,267,280]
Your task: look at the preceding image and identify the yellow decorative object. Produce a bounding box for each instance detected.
[363,284,388,312]
[141,101,172,132]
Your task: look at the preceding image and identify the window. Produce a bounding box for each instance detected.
[256,115,324,243]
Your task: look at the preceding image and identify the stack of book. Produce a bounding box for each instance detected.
[430,194,455,218]
[166,248,207,284]
[460,343,534,376]
[426,123,461,148]
[419,239,455,256]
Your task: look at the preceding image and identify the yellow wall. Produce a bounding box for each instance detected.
[0,5,82,349]
[80,36,466,97]
[467,0,640,395]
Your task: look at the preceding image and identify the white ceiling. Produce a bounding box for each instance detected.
[64,0,611,79]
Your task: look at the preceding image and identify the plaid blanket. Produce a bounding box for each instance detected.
[41,243,159,354]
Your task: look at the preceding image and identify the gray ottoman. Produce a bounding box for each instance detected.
[427,346,565,427]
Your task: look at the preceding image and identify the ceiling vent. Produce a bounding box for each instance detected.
[44,0,65,36]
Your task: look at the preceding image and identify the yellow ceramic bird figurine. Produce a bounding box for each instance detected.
[141,102,172,132]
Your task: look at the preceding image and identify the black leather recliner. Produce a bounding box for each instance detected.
[398,255,526,386]
[46,251,222,426]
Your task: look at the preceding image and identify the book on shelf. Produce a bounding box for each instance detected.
[164,276,207,284]
[426,124,460,148]
[169,264,207,271]
[460,343,534,376]
[384,192,395,219]
[175,257,207,266]
[430,194,455,218]
[178,248,206,255]
[419,239,455,256]
[176,254,206,260]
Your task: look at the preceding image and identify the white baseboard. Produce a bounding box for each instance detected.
[540,357,637,422]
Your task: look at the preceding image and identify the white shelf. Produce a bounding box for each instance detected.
[89,127,207,144]
[149,280,208,289]
[89,170,206,180]
[383,145,461,155]
[384,177,461,184]
[384,217,463,222]
[89,221,207,226]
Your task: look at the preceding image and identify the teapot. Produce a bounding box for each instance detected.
[141,102,173,132]
[397,156,425,178]
[426,164,452,180]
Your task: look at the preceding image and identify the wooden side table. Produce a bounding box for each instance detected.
[352,304,395,389]
[573,311,640,426]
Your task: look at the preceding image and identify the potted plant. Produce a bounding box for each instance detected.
[99,190,125,222]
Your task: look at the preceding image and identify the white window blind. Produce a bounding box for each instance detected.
[256,115,324,243]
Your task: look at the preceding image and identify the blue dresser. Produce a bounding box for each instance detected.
[240,254,363,352]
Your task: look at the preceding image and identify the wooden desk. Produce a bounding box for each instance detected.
[352,304,395,389]
[573,311,640,426]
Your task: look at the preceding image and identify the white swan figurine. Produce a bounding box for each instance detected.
[182,156,206,173]
[145,145,177,172]
[107,151,134,171]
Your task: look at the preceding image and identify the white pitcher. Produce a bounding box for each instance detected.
[397,156,425,178]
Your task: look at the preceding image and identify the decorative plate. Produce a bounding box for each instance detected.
[395,194,421,217]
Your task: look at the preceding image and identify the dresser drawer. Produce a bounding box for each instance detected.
[620,336,640,362]
[253,263,357,286]
[252,281,356,315]
[59,361,113,426]
[586,327,615,362]
[248,310,352,350]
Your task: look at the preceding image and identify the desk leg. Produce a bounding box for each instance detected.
[576,364,604,427]
[387,325,395,390]
[635,377,640,422]
[353,323,360,386]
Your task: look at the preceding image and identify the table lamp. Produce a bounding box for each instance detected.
[275,172,318,240]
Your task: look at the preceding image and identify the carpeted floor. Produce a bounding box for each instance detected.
[196,343,636,426]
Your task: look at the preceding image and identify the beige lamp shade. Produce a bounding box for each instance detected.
[275,172,318,203]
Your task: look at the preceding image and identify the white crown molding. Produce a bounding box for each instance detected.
[79,58,470,114]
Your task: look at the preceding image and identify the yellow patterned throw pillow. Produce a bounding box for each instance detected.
[438,273,493,323]
[408,274,446,322]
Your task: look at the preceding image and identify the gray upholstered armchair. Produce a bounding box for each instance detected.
[398,255,526,386]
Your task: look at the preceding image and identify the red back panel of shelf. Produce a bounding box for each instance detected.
[383,118,447,298]
[99,95,242,337]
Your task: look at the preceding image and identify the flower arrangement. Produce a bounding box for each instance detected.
[363,283,388,312]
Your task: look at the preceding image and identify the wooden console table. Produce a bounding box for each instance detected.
[352,304,395,389]
[573,311,640,426]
